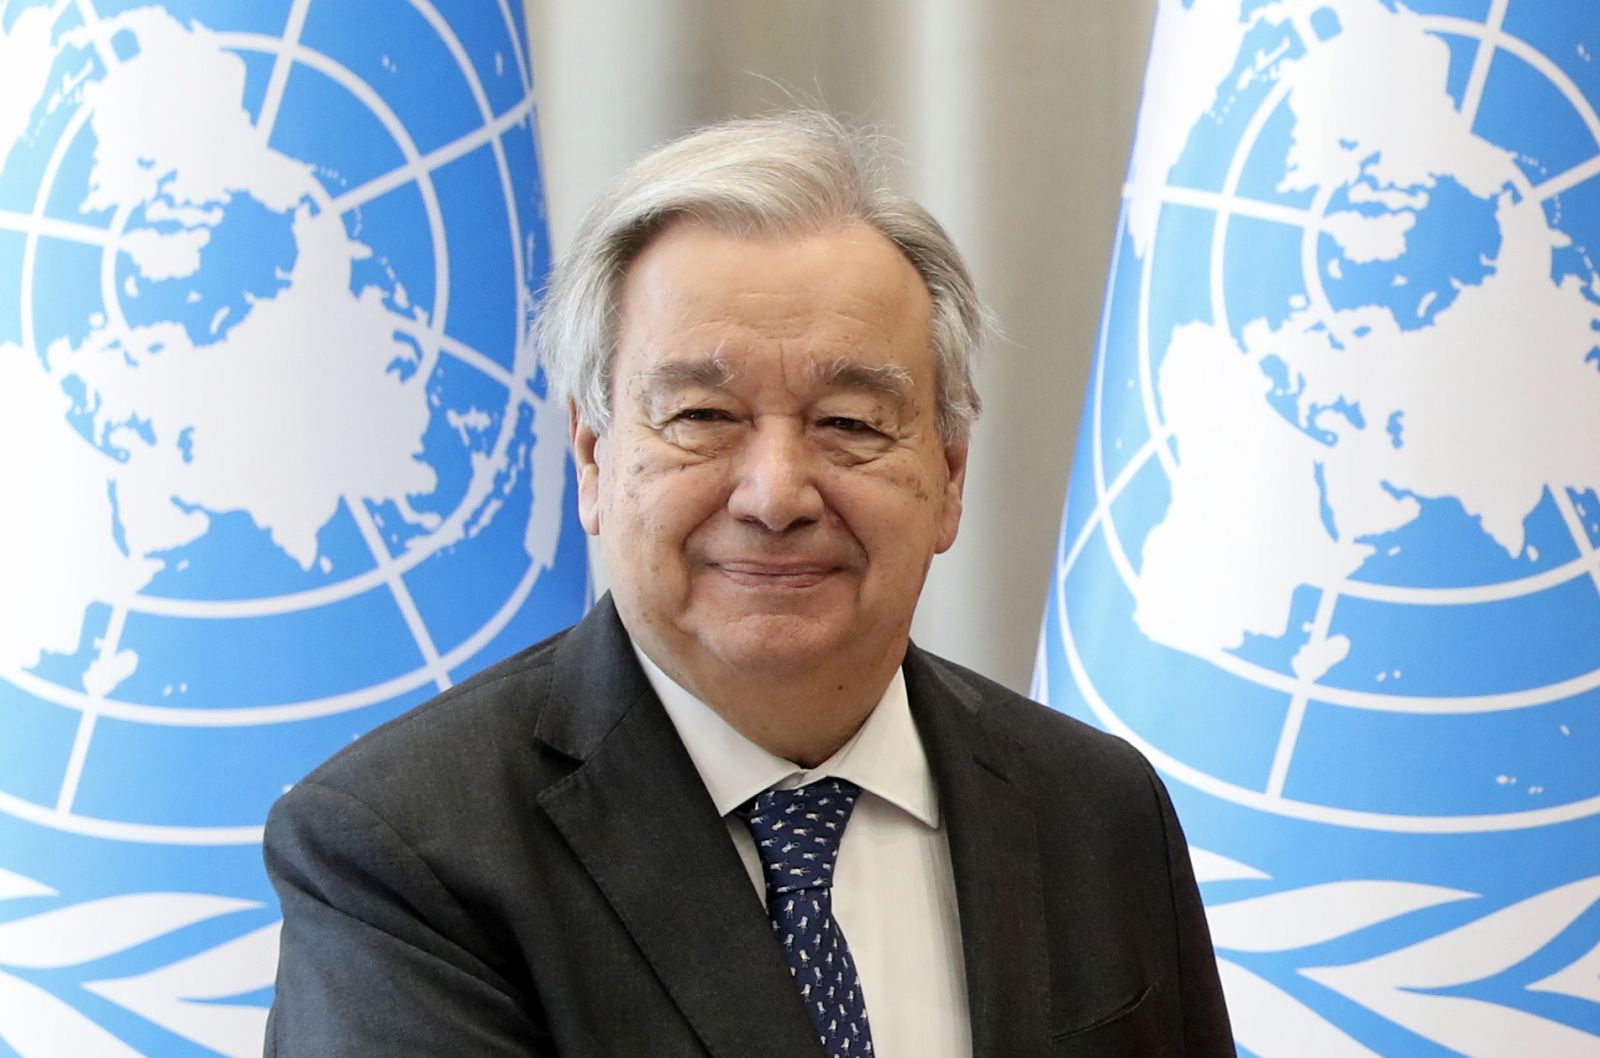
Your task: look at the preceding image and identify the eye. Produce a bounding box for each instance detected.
[673,407,734,423]
[819,416,877,434]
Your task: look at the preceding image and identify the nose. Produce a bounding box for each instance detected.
[727,419,825,532]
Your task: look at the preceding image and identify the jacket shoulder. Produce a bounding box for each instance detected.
[283,622,574,806]
[911,647,1153,779]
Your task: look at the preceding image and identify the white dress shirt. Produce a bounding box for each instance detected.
[634,647,972,1058]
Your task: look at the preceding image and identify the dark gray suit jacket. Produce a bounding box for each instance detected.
[264,597,1232,1056]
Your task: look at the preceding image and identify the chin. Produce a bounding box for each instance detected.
[698,612,853,672]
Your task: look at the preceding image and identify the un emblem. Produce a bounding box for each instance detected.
[1037,1,1600,1053]
[0,2,585,1054]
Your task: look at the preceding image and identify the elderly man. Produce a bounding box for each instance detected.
[264,112,1232,1057]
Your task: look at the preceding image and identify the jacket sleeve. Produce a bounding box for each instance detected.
[262,780,552,1057]
[1147,765,1237,1057]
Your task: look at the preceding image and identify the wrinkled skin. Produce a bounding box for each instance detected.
[570,220,967,764]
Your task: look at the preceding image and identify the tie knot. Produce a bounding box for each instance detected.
[735,778,861,893]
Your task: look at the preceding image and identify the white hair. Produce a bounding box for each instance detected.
[537,110,988,442]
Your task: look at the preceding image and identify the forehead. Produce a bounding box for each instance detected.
[613,220,936,387]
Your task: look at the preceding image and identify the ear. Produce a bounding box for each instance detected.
[569,399,603,536]
[934,437,968,554]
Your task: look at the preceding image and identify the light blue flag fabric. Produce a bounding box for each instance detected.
[1035,1,1600,1055]
[0,2,586,1054]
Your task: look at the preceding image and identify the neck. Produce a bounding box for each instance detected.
[649,643,906,768]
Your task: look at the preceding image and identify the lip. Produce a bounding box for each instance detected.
[710,561,843,589]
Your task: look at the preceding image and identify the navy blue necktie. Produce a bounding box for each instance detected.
[737,778,875,1057]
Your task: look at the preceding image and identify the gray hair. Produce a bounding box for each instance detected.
[537,110,987,443]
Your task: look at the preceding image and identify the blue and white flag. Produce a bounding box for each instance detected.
[0,2,586,1054]
[1035,1,1600,1054]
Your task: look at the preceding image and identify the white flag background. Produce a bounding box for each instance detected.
[1036,1,1600,1055]
[0,2,586,1054]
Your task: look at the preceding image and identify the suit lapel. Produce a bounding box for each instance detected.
[533,601,823,1058]
[906,648,1052,1058]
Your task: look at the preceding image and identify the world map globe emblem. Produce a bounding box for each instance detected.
[1039,1,1600,1051]
[0,0,586,858]
[1042,0,1600,834]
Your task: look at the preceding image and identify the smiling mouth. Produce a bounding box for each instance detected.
[710,562,843,589]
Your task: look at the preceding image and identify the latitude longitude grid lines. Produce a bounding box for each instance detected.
[0,0,565,845]
[1044,2,1600,833]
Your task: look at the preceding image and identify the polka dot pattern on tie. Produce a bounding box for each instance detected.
[737,778,874,1057]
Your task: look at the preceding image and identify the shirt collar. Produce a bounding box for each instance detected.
[633,642,940,829]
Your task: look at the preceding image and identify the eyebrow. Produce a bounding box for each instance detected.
[632,353,914,403]
[814,359,915,403]
[634,356,736,394]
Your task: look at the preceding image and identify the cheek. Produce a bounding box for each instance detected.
[607,457,727,546]
[828,470,948,553]
[600,449,669,513]
[869,461,948,511]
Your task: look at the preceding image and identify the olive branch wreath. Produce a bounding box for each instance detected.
[0,867,277,1058]
[1194,849,1600,1058]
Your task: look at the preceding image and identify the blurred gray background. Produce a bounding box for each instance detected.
[524,0,1157,693]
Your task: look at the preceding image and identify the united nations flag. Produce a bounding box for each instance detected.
[1036,1,1600,1054]
[0,2,586,1054]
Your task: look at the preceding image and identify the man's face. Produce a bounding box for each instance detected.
[571,220,967,686]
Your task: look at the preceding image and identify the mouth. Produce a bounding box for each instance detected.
[709,561,844,589]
